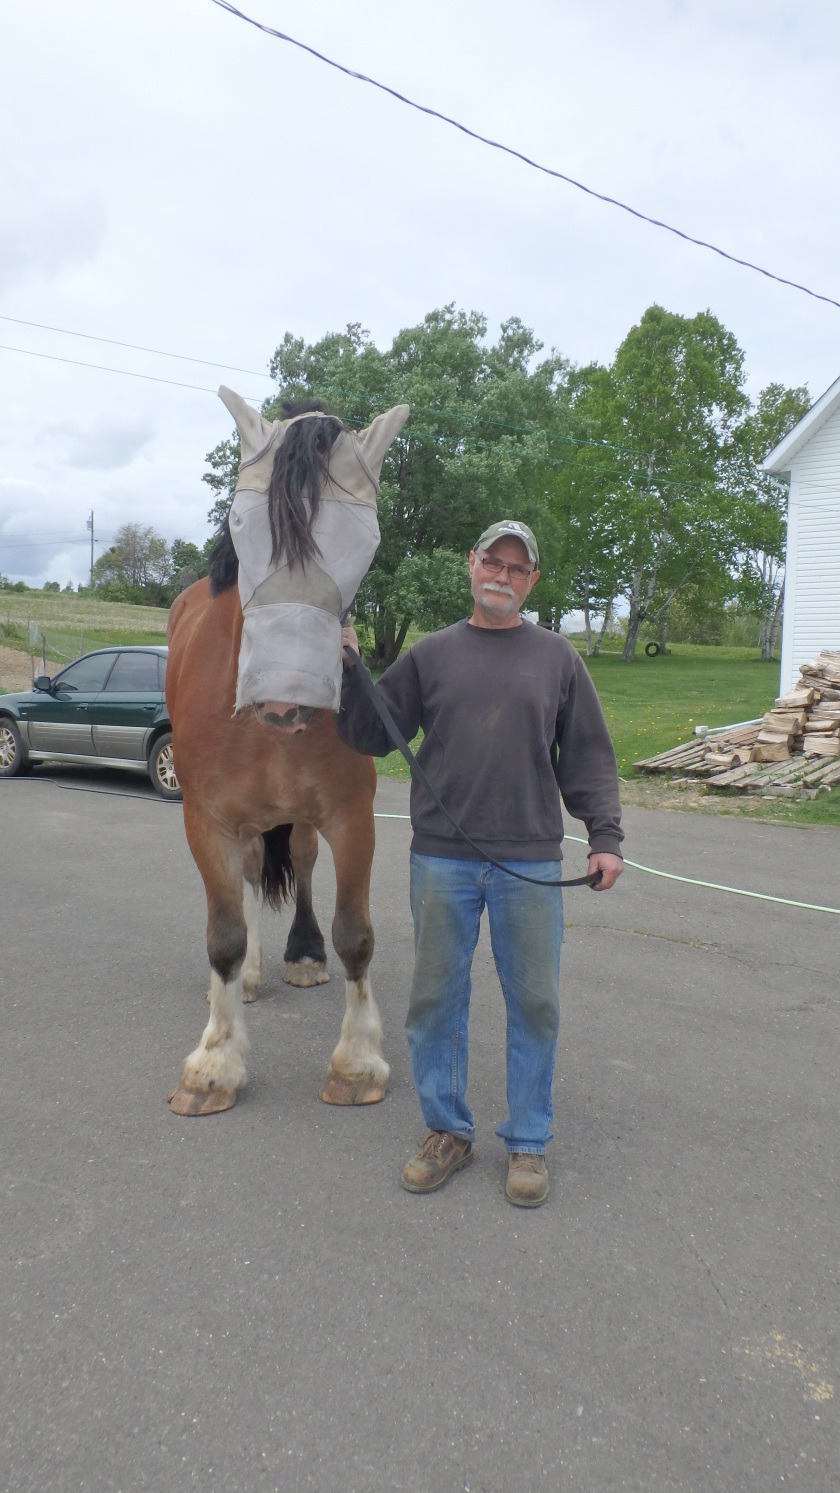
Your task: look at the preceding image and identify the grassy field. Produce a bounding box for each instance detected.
[372,639,839,828]
[2,596,837,827]
[1,591,170,670]
[374,642,779,778]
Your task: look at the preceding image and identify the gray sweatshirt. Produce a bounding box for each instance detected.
[337,619,624,862]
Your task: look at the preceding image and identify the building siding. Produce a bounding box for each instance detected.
[780,403,840,690]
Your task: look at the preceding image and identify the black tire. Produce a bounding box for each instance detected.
[0,716,30,776]
[645,642,661,657]
[149,731,182,800]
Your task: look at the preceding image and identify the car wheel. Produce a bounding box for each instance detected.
[149,731,182,800]
[0,717,30,776]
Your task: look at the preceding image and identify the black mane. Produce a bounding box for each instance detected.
[207,397,343,596]
[207,514,239,596]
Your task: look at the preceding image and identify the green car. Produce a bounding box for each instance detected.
[0,645,181,800]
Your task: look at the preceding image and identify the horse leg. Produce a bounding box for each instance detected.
[169,816,250,1116]
[283,822,330,988]
[241,837,264,1002]
[319,815,388,1106]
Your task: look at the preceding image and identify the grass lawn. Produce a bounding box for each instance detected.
[577,643,779,774]
[375,642,779,779]
[1,591,169,669]
[372,639,840,827]
[3,598,836,828]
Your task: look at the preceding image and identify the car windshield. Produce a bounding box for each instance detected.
[54,654,116,693]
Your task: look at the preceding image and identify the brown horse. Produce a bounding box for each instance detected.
[164,404,391,1117]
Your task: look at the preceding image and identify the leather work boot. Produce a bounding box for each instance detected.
[506,1153,550,1208]
[401,1131,473,1193]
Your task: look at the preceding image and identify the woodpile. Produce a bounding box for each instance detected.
[634,650,840,799]
[796,651,840,758]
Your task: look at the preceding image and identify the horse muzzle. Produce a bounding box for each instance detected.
[254,702,314,734]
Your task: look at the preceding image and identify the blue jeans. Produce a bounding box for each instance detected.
[406,852,564,1154]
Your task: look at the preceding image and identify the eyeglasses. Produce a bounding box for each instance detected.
[475,550,534,582]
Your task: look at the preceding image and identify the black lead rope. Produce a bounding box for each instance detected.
[352,662,602,890]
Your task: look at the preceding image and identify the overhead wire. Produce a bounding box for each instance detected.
[0,338,725,501]
[0,342,263,402]
[209,0,840,314]
[0,341,718,495]
[0,314,650,460]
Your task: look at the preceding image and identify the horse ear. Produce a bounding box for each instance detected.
[357,404,410,481]
[218,386,273,453]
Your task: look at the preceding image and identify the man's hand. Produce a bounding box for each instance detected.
[342,623,361,664]
[587,852,623,891]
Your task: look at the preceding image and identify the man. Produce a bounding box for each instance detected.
[338,519,623,1207]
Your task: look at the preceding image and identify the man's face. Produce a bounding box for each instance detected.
[468,536,539,623]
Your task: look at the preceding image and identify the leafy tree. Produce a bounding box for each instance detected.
[728,382,810,660]
[600,305,749,660]
[204,307,575,664]
[170,538,208,594]
[92,523,171,602]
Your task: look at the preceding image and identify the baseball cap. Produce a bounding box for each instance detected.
[475,519,539,568]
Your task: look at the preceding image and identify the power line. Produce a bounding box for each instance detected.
[0,342,714,494]
[0,534,115,550]
[0,324,645,460]
[0,343,264,401]
[209,0,840,314]
[0,314,273,380]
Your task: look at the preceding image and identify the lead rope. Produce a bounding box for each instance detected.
[351,661,602,889]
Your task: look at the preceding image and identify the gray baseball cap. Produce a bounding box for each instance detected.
[475,519,539,567]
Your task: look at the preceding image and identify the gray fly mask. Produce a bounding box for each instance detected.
[219,387,409,716]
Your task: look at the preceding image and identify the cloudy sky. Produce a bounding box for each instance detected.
[2,0,839,586]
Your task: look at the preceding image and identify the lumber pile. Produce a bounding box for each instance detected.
[634,721,761,776]
[795,651,840,759]
[634,649,840,797]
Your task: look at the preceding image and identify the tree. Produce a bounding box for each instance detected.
[170,538,208,594]
[729,382,810,660]
[601,306,749,660]
[204,307,576,664]
[92,523,171,602]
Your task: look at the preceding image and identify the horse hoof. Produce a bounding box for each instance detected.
[242,981,260,1004]
[284,958,330,988]
[319,1070,387,1106]
[167,1082,238,1116]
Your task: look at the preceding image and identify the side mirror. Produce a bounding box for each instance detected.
[33,675,52,692]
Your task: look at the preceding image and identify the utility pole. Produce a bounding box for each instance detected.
[85,507,93,588]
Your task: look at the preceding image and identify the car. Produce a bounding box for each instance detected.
[0,645,182,800]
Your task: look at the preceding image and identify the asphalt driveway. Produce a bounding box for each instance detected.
[2,769,838,1491]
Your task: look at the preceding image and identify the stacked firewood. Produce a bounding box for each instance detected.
[634,650,840,790]
[798,650,840,758]
[753,651,840,762]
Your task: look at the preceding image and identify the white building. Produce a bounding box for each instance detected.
[761,374,840,692]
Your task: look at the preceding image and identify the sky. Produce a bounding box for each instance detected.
[1,0,839,587]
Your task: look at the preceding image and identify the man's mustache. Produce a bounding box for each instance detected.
[481,581,516,598]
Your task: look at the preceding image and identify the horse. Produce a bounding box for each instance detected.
[164,397,400,1117]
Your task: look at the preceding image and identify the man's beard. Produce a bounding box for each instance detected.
[473,580,520,621]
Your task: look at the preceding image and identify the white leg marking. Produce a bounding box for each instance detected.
[328,976,390,1085]
[242,880,263,1000]
[181,969,250,1094]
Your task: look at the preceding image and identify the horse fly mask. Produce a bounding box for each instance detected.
[219,387,409,719]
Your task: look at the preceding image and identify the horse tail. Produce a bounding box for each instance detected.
[261,824,296,909]
[267,399,344,570]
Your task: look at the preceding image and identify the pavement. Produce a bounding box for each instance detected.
[2,764,839,1492]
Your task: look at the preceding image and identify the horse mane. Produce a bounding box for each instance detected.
[207,513,239,595]
[267,398,344,569]
[207,398,344,596]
